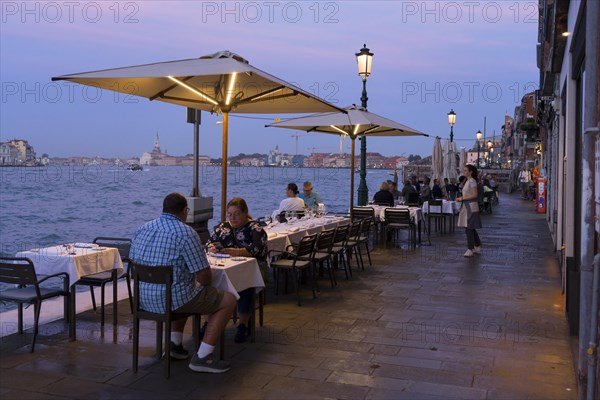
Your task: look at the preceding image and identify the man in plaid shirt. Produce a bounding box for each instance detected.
[130,193,236,373]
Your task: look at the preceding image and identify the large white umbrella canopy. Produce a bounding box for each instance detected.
[266,105,428,212]
[431,137,444,187]
[442,139,459,180]
[53,51,342,221]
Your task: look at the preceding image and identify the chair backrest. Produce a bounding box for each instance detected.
[315,228,336,252]
[0,257,38,287]
[407,192,420,206]
[360,217,373,235]
[295,233,317,258]
[352,207,374,221]
[349,220,362,240]
[93,237,132,260]
[332,224,350,246]
[131,262,173,314]
[428,199,444,215]
[384,208,411,224]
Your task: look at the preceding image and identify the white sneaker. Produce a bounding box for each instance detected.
[473,246,482,254]
[464,249,474,257]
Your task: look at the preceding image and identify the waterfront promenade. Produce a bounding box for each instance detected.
[0,192,577,399]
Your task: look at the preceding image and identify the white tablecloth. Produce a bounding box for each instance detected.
[421,200,460,215]
[264,216,350,251]
[16,245,123,286]
[209,256,265,300]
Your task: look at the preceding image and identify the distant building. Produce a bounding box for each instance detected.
[139,133,209,166]
[0,139,36,165]
[268,145,282,166]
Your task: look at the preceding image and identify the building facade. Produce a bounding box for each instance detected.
[537,0,599,397]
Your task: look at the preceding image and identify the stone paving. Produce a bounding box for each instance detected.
[0,192,578,399]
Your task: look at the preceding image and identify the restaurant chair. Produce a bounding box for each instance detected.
[352,207,379,242]
[344,220,365,272]
[427,199,447,234]
[406,192,420,207]
[75,237,133,327]
[384,208,416,249]
[329,224,351,280]
[0,257,70,352]
[311,228,337,289]
[268,233,317,306]
[357,217,373,268]
[482,192,494,214]
[131,262,202,379]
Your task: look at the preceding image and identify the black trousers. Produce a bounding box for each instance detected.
[466,228,481,249]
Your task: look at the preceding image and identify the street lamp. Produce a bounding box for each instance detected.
[356,44,373,206]
[476,130,482,168]
[490,147,494,167]
[447,109,456,142]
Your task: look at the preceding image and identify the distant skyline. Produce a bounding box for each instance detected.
[1,1,539,158]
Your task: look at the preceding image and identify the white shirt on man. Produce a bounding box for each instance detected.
[278,197,305,212]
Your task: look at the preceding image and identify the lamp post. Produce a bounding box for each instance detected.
[447,109,456,142]
[476,130,482,168]
[486,140,492,168]
[356,44,373,206]
[490,147,494,167]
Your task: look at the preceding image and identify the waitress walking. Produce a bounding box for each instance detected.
[456,164,482,257]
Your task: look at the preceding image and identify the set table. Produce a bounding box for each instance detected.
[15,244,123,340]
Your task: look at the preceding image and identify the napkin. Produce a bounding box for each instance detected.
[288,227,300,232]
[267,232,278,239]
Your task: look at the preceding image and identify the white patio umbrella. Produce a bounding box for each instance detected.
[431,136,444,186]
[442,139,459,181]
[52,51,342,221]
[266,105,428,212]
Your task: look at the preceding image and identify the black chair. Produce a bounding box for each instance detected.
[384,208,416,249]
[131,262,202,379]
[427,199,447,234]
[352,207,375,221]
[0,257,70,352]
[344,220,365,272]
[352,207,378,242]
[311,228,337,289]
[357,217,373,268]
[75,237,132,327]
[329,224,351,280]
[269,233,317,306]
[406,192,420,207]
[482,191,494,213]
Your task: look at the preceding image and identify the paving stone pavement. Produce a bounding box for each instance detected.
[0,192,578,399]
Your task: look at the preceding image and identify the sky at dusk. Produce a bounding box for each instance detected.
[1,1,540,159]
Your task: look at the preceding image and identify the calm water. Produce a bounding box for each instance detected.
[0,165,395,257]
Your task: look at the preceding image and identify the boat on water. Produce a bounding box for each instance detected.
[126,163,143,171]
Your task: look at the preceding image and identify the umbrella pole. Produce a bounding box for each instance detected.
[350,137,356,219]
[221,112,229,222]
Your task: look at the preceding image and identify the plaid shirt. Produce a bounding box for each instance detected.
[130,213,209,313]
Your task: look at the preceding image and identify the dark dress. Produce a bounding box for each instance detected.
[373,190,394,206]
[207,220,268,315]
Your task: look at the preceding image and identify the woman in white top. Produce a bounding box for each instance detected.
[278,183,305,212]
[456,164,482,257]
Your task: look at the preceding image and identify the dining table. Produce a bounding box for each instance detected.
[264,215,351,252]
[421,200,461,232]
[354,205,425,243]
[15,243,123,340]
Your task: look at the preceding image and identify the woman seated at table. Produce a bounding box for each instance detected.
[206,197,268,343]
[372,181,394,206]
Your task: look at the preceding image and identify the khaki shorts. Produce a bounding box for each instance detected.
[175,286,224,315]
